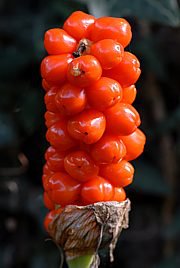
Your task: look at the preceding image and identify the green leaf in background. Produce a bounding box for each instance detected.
[109,0,180,26]
[132,160,171,196]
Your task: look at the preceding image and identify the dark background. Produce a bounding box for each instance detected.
[0,0,180,267]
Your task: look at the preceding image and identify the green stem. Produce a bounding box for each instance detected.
[67,254,94,268]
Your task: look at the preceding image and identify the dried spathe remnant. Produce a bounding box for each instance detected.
[48,199,130,263]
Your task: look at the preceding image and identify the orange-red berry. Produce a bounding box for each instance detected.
[100,160,134,187]
[120,128,146,161]
[43,191,55,210]
[63,11,95,40]
[44,111,65,128]
[67,109,106,144]
[44,87,59,113]
[86,77,122,111]
[122,85,137,104]
[44,28,77,55]
[67,55,102,87]
[81,176,114,204]
[104,103,141,135]
[111,187,126,202]
[104,52,141,87]
[46,120,77,151]
[90,17,132,48]
[64,150,99,182]
[41,54,73,85]
[47,172,81,206]
[91,135,126,164]
[55,83,87,116]
[45,146,66,172]
[90,39,124,70]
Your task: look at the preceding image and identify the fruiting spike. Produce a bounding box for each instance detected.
[41,10,145,268]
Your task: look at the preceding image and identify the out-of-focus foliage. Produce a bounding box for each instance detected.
[0,0,180,267]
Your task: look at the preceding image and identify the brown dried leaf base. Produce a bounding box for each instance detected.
[48,199,131,267]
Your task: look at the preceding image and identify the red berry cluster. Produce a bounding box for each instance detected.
[40,11,146,231]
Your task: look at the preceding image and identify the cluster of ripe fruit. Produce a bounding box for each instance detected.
[40,11,146,231]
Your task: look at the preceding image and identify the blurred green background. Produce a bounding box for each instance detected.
[0,0,180,267]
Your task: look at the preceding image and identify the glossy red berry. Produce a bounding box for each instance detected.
[122,85,137,104]
[104,52,141,87]
[44,87,59,113]
[120,128,146,161]
[44,111,65,128]
[100,160,134,187]
[111,187,126,202]
[90,39,124,70]
[41,54,73,85]
[67,109,106,144]
[46,121,77,151]
[63,11,95,40]
[81,176,114,204]
[67,55,102,87]
[91,135,126,164]
[64,150,99,182]
[43,191,55,210]
[86,77,122,111]
[42,79,51,92]
[45,146,66,172]
[90,17,132,48]
[55,83,87,116]
[104,103,141,135]
[47,172,81,206]
[44,28,77,55]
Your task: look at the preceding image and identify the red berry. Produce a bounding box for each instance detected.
[67,55,102,87]
[64,150,99,182]
[90,17,132,48]
[55,83,87,116]
[45,146,66,172]
[67,109,106,144]
[44,87,59,113]
[42,79,51,91]
[81,176,114,204]
[104,103,141,135]
[86,77,122,111]
[100,160,134,187]
[40,54,73,85]
[122,85,137,104]
[120,128,146,161]
[44,28,77,55]
[112,187,126,202]
[104,52,141,87]
[63,11,95,41]
[44,111,65,128]
[43,191,55,210]
[46,121,77,151]
[47,172,81,206]
[90,39,124,70]
[91,135,126,164]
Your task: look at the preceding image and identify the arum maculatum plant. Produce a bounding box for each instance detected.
[41,10,146,268]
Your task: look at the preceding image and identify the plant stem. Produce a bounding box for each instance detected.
[67,254,94,268]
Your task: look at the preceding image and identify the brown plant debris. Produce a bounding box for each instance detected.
[48,199,131,264]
